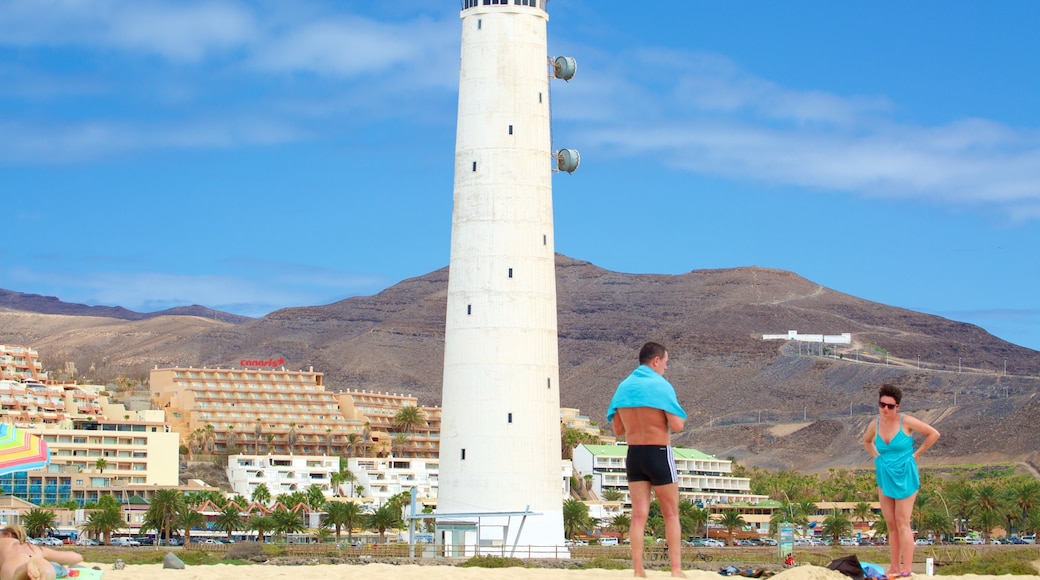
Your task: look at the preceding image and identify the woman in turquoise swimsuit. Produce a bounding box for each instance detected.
[863,384,940,577]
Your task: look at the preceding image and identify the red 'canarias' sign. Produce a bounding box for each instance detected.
[240,357,286,368]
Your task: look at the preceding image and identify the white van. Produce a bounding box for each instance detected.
[600,537,619,546]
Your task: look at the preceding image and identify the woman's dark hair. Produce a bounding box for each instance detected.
[879,384,903,404]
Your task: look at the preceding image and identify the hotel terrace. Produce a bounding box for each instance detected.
[150,366,441,460]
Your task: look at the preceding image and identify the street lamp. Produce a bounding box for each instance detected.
[935,490,953,541]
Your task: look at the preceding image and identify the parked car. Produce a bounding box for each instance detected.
[75,538,99,546]
[202,538,225,545]
[1022,534,1036,544]
[915,538,933,546]
[110,537,141,547]
[599,537,619,546]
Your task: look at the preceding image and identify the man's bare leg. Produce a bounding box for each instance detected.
[655,482,687,578]
[629,481,652,577]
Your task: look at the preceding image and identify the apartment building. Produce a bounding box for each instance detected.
[151,366,364,457]
[226,453,339,499]
[0,345,47,382]
[0,415,180,507]
[561,407,614,444]
[572,444,769,508]
[346,456,439,508]
[337,389,441,458]
[151,366,442,459]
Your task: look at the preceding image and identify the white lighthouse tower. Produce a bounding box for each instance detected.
[437,0,578,553]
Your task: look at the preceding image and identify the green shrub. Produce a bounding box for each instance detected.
[460,555,526,568]
[938,549,1039,576]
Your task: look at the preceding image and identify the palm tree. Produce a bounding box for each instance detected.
[1022,508,1040,536]
[176,506,205,545]
[228,494,250,509]
[214,504,245,541]
[611,513,631,543]
[601,488,624,502]
[716,510,747,546]
[255,418,263,455]
[325,501,363,540]
[226,424,236,454]
[286,423,298,455]
[970,483,1008,541]
[366,503,402,543]
[871,516,889,539]
[314,527,333,543]
[326,428,334,456]
[280,491,309,511]
[1006,479,1040,532]
[202,424,216,455]
[947,482,976,534]
[392,433,408,458]
[145,489,185,546]
[82,496,123,545]
[393,406,426,433]
[562,499,591,539]
[822,509,853,544]
[272,507,306,542]
[305,484,328,511]
[185,490,226,508]
[22,508,57,538]
[94,457,108,473]
[852,501,876,528]
[330,467,356,498]
[248,514,275,543]
[923,510,954,542]
[252,483,272,506]
[685,505,711,539]
[345,434,361,458]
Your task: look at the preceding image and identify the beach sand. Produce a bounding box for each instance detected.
[89,562,1037,580]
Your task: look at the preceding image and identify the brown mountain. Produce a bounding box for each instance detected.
[0,289,251,324]
[2,255,1038,473]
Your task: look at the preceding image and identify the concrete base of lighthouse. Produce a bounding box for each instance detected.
[431,508,569,558]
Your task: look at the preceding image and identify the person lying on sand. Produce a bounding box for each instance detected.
[0,525,83,580]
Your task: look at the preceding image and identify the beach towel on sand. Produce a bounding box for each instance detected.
[66,566,104,580]
[606,365,687,423]
[827,555,865,580]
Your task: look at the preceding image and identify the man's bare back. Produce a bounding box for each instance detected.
[613,407,680,445]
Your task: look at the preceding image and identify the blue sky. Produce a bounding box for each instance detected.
[2,1,1039,352]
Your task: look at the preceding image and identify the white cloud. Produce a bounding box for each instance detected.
[556,50,1040,219]
[0,0,258,62]
[0,116,304,162]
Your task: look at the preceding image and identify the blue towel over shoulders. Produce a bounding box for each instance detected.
[606,365,687,423]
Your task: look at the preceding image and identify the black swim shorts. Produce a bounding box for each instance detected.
[626,445,678,486]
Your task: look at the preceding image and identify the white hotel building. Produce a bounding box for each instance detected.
[572,444,768,508]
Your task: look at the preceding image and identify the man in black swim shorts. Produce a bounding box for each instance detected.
[607,342,687,578]
[626,444,678,486]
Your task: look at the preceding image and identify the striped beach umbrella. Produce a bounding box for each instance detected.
[0,424,50,477]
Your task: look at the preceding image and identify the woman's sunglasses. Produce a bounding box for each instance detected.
[879,401,898,410]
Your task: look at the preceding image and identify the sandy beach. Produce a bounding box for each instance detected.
[89,562,1036,580]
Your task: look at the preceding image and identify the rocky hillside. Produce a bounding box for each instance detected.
[2,255,1038,473]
